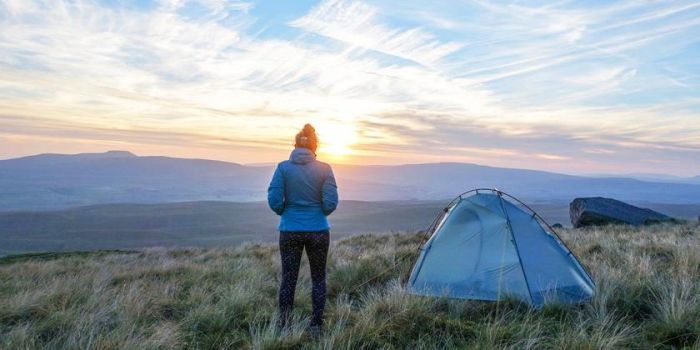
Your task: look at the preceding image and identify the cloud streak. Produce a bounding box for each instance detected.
[289,0,461,66]
[0,0,699,175]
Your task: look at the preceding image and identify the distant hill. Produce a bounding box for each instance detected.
[688,176,700,184]
[0,151,270,210]
[590,172,700,184]
[333,163,700,203]
[2,151,700,211]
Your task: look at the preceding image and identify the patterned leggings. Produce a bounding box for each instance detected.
[278,231,330,327]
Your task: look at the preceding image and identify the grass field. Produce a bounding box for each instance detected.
[1,223,699,349]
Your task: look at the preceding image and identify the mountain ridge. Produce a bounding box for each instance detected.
[1,151,699,210]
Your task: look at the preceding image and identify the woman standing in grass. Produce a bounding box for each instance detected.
[267,123,339,336]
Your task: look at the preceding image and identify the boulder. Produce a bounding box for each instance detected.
[570,197,674,228]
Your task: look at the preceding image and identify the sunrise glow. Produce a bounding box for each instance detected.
[314,121,358,160]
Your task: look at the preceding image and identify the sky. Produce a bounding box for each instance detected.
[1,0,699,176]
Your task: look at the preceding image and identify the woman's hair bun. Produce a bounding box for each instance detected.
[296,123,318,153]
[302,123,316,135]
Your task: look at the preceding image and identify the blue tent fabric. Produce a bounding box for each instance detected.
[408,191,595,307]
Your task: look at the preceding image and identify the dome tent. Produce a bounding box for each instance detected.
[408,189,595,307]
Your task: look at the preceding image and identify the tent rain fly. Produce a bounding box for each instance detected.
[408,189,595,307]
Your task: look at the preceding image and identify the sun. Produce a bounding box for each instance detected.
[316,121,357,159]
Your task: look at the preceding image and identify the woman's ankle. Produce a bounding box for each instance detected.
[308,324,324,338]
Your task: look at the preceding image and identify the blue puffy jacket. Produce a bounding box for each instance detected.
[267,147,339,232]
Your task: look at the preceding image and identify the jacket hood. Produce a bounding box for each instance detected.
[289,147,316,164]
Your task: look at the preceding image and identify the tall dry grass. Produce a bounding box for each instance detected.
[1,223,699,349]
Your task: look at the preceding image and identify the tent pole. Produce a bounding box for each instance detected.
[496,192,535,306]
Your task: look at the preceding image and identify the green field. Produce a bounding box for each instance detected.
[1,223,698,349]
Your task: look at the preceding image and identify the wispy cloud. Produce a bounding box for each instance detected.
[289,0,461,66]
[0,0,699,175]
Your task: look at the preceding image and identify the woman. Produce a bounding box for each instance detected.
[267,124,338,335]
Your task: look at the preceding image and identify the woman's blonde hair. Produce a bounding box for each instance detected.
[295,123,318,153]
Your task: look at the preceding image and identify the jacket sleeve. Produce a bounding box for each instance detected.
[267,164,285,215]
[322,166,338,216]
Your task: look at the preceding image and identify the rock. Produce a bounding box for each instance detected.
[570,197,674,228]
[552,223,564,229]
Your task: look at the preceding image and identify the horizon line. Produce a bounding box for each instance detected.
[2,149,697,179]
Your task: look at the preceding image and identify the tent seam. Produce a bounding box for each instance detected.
[496,192,535,306]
